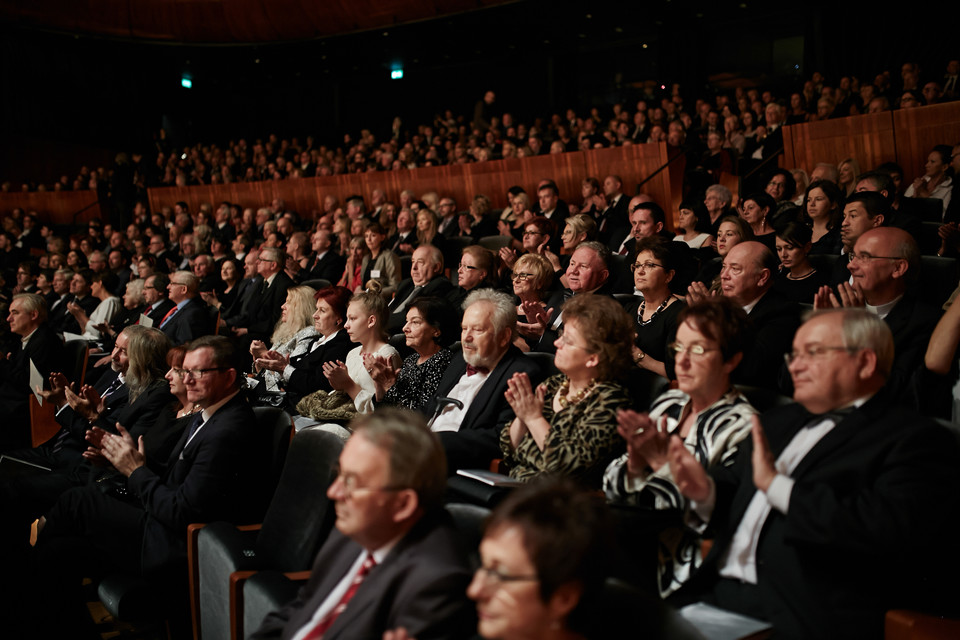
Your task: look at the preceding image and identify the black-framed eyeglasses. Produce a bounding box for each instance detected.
[511,272,534,281]
[847,252,902,264]
[630,262,663,272]
[474,565,539,589]
[178,367,228,379]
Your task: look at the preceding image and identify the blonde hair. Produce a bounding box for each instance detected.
[270,286,317,345]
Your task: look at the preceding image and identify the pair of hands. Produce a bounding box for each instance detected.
[504,372,546,424]
[516,300,553,338]
[84,423,146,476]
[38,371,102,418]
[365,353,401,395]
[667,415,777,502]
[813,283,865,309]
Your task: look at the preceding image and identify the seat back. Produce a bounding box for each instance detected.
[255,428,344,571]
[301,278,331,291]
[734,385,794,413]
[592,578,707,640]
[445,502,491,569]
[524,351,559,378]
[919,255,958,307]
[248,407,294,523]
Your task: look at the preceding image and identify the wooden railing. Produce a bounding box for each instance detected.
[3,102,960,232]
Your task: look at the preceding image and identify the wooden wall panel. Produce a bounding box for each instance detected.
[891,102,960,186]
[781,111,897,177]
[147,144,680,222]
[0,190,101,226]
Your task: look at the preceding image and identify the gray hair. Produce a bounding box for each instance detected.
[350,407,447,513]
[706,184,732,206]
[464,288,517,338]
[13,293,47,322]
[803,308,894,378]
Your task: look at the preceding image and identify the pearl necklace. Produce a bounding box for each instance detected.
[557,377,598,409]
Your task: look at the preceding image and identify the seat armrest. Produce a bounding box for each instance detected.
[886,609,960,640]
[188,523,208,640]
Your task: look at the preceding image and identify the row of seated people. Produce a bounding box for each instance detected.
[13,58,958,194]
[4,300,958,638]
[1,153,959,631]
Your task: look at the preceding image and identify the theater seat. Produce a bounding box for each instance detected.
[886,609,960,640]
[192,427,342,640]
[592,578,706,639]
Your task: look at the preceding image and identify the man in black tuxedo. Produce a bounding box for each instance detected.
[690,241,800,392]
[252,409,474,640]
[423,289,544,472]
[669,309,960,639]
[160,271,213,345]
[28,336,263,634]
[244,246,293,341]
[387,245,453,333]
[46,268,74,333]
[301,228,345,283]
[597,174,630,244]
[815,227,940,408]
[387,207,419,256]
[0,293,66,449]
[58,268,100,335]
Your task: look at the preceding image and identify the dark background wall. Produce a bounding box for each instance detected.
[0,0,956,185]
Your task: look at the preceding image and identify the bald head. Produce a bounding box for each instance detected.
[848,227,917,304]
[721,241,777,306]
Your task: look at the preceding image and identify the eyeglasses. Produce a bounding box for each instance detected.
[257,258,277,263]
[557,328,592,351]
[522,231,544,237]
[630,262,663,272]
[169,281,187,287]
[331,465,407,498]
[511,272,534,281]
[668,342,720,357]
[458,263,479,271]
[784,345,858,365]
[847,252,902,264]
[177,367,228,379]
[473,565,539,589]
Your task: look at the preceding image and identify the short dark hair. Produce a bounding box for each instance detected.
[408,297,458,347]
[485,478,614,635]
[677,297,749,362]
[856,171,896,202]
[634,235,679,273]
[776,221,813,247]
[633,201,667,227]
[845,191,890,219]
[186,335,243,386]
[560,293,634,380]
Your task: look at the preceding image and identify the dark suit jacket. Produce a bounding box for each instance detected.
[247,271,294,339]
[251,511,475,640]
[144,299,176,327]
[597,195,630,244]
[0,323,66,448]
[421,346,544,471]
[387,277,455,333]
[387,231,418,256]
[52,369,129,460]
[883,293,941,407]
[223,277,260,329]
[733,290,801,393]
[285,331,355,405]
[160,297,213,345]
[301,251,346,284]
[128,392,261,576]
[676,396,960,639]
[56,294,99,335]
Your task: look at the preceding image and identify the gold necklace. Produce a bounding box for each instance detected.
[557,377,598,409]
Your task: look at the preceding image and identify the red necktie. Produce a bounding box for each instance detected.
[159,306,177,327]
[302,553,377,640]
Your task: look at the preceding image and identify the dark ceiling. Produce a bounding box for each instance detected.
[0,0,519,44]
